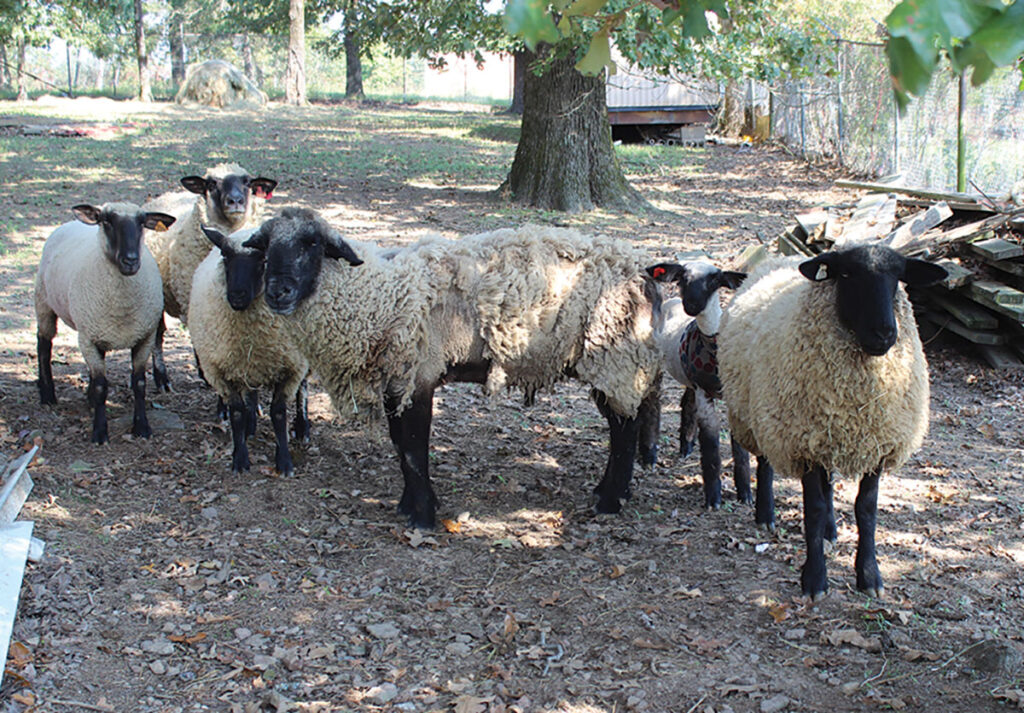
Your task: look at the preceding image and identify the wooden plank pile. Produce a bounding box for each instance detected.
[776,180,1024,369]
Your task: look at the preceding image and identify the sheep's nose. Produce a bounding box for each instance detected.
[227,290,251,310]
[119,256,141,275]
[863,326,897,356]
[265,279,298,312]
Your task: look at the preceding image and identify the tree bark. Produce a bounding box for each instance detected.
[240,33,263,86]
[134,0,152,102]
[169,2,186,87]
[508,49,527,115]
[501,47,646,213]
[15,35,27,101]
[284,0,307,105]
[718,79,745,138]
[0,44,10,88]
[343,6,363,100]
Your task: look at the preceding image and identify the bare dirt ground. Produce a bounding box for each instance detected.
[0,98,1022,713]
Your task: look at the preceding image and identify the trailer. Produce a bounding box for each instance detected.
[606,67,719,145]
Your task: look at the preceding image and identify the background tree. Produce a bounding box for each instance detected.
[504,0,824,211]
[285,0,307,104]
[133,0,151,101]
[342,1,363,99]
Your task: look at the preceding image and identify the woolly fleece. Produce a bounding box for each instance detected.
[718,256,929,479]
[35,202,164,373]
[281,223,661,422]
[188,229,308,405]
[146,163,268,321]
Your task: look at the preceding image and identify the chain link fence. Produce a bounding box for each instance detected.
[769,40,1024,197]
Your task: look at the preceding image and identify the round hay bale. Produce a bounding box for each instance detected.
[175,60,267,110]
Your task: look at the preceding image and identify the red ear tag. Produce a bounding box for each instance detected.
[653,267,666,278]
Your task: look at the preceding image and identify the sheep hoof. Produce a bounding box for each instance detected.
[593,494,624,515]
[757,520,776,532]
[405,511,437,530]
[132,423,153,439]
[638,445,658,469]
[807,590,828,604]
[91,430,109,445]
[860,586,884,599]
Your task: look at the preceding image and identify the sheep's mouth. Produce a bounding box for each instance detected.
[118,260,141,276]
[264,295,297,315]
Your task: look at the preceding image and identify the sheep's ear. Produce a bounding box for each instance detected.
[143,212,176,232]
[71,204,102,225]
[720,271,747,289]
[324,231,364,266]
[181,176,208,195]
[241,228,269,251]
[201,225,229,251]
[645,263,682,283]
[250,178,277,200]
[799,255,833,282]
[900,257,947,287]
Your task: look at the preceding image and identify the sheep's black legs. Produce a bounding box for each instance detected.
[245,389,259,438]
[855,469,883,596]
[228,396,250,473]
[152,316,170,392]
[87,371,109,445]
[732,439,752,504]
[754,456,775,528]
[636,386,660,468]
[292,378,310,442]
[37,334,56,405]
[698,417,721,509]
[825,473,837,542]
[270,385,293,476]
[130,341,152,439]
[593,391,639,514]
[679,387,697,457]
[801,465,830,600]
[386,390,438,529]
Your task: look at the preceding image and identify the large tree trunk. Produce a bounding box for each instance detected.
[717,79,745,138]
[343,7,363,100]
[134,0,152,102]
[508,49,527,115]
[284,0,307,106]
[15,36,27,101]
[501,48,646,213]
[169,2,186,87]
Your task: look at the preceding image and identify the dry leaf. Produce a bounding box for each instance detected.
[7,641,32,668]
[441,518,462,534]
[821,628,882,653]
[539,591,560,607]
[453,695,492,713]
[11,692,35,706]
[976,422,997,439]
[900,646,940,662]
[994,689,1024,709]
[608,564,627,579]
[767,602,791,623]
[503,613,519,641]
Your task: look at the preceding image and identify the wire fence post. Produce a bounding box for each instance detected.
[957,69,967,192]
[836,40,844,166]
[799,81,806,160]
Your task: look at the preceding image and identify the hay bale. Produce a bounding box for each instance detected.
[175,60,267,110]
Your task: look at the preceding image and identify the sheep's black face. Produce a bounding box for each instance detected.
[182,173,277,224]
[799,244,947,356]
[645,261,746,316]
[248,209,363,316]
[73,205,175,277]
[222,248,266,312]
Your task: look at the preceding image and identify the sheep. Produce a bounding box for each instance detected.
[143,163,278,390]
[718,244,947,599]
[243,208,663,529]
[187,225,311,476]
[645,261,766,517]
[35,203,176,444]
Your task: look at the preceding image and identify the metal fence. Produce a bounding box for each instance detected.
[769,40,1024,197]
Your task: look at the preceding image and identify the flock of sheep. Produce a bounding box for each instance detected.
[33,163,948,600]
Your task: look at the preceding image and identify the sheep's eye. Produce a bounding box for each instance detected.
[839,271,851,279]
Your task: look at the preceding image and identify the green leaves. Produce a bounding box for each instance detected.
[576,26,612,75]
[504,0,562,50]
[885,0,1024,111]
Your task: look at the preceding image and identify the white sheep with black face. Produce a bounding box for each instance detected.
[718,243,947,600]
[187,225,310,476]
[143,163,278,390]
[35,203,175,444]
[244,208,663,529]
[645,261,765,518]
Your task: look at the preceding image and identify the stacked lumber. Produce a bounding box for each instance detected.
[777,180,1024,369]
